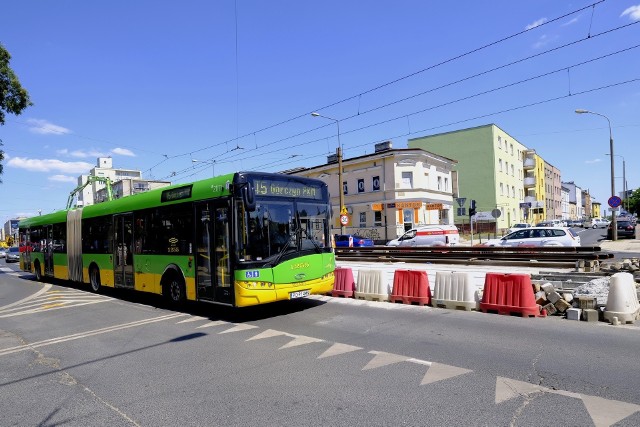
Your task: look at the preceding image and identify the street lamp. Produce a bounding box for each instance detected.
[311,112,346,234]
[575,109,617,240]
[605,153,627,212]
[192,158,216,176]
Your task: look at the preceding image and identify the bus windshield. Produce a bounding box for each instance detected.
[237,199,330,263]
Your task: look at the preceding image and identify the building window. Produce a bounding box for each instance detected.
[359,212,366,227]
[511,164,514,176]
[372,176,380,191]
[510,144,514,155]
[357,178,365,193]
[499,159,503,172]
[374,211,382,226]
[512,186,515,198]
[444,177,449,192]
[343,181,348,195]
[500,183,504,196]
[437,176,442,190]
[401,172,413,189]
[497,136,502,150]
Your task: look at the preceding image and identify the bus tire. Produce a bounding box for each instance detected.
[89,265,101,293]
[34,260,42,282]
[163,271,186,305]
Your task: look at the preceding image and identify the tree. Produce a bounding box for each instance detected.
[0,43,33,182]
[626,188,640,216]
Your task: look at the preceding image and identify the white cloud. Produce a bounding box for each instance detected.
[69,149,108,158]
[621,5,640,21]
[525,18,547,30]
[7,157,93,173]
[112,147,135,157]
[48,175,77,183]
[26,118,71,135]
[561,17,579,26]
[532,34,551,49]
[585,158,602,164]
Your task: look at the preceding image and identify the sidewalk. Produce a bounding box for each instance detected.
[600,239,640,253]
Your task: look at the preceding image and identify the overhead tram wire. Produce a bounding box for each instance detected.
[157,1,608,165]
[164,17,638,174]
[161,75,640,183]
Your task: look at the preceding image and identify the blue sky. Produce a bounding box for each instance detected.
[1,0,639,224]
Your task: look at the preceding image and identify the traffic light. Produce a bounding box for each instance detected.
[469,199,477,217]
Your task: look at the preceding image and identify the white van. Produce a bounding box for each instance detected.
[386,225,460,247]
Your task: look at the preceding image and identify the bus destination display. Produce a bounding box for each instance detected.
[252,178,324,200]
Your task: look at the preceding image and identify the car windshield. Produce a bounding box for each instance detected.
[9,247,19,253]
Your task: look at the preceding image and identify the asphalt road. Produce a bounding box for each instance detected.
[1,262,640,426]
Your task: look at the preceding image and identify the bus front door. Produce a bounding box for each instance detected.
[195,202,232,304]
[114,214,134,288]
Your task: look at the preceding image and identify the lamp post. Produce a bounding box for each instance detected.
[311,112,346,234]
[192,158,216,176]
[575,109,617,240]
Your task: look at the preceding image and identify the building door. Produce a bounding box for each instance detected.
[114,214,134,288]
[195,201,232,304]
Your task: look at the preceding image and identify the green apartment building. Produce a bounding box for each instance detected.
[409,124,530,232]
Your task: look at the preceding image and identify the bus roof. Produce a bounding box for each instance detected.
[20,172,236,228]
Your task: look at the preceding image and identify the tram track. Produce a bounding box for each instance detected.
[334,246,613,269]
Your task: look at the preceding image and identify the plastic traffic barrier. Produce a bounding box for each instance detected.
[390,269,431,306]
[603,272,640,324]
[479,273,543,317]
[332,267,356,298]
[433,271,478,311]
[354,269,389,302]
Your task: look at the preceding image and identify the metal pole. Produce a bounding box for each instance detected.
[575,109,616,240]
[312,112,346,234]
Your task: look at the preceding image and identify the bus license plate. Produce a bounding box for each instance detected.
[289,290,310,299]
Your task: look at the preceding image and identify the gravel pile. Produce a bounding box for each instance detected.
[572,277,611,305]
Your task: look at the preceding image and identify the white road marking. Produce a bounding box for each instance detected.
[317,343,363,359]
[495,376,640,427]
[0,313,186,357]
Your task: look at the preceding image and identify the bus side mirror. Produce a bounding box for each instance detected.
[242,183,256,212]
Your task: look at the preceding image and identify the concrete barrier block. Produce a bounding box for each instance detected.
[566,308,581,321]
[541,283,555,295]
[543,302,557,316]
[604,272,640,324]
[547,291,562,304]
[577,297,596,310]
[581,308,599,322]
[554,299,571,313]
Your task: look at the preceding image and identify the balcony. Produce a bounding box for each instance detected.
[523,157,536,169]
[523,177,536,188]
[524,196,536,204]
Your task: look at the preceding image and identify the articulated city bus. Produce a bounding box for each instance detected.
[18,172,335,307]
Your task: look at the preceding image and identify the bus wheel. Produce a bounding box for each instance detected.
[34,261,42,281]
[163,272,186,305]
[89,266,101,293]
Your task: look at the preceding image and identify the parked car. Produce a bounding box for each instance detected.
[482,226,581,247]
[0,248,6,259]
[507,223,531,234]
[5,246,20,263]
[607,220,636,239]
[386,224,460,247]
[334,234,374,248]
[582,218,609,229]
[567,220,582,228]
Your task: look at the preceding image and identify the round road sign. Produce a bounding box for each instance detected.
[608,196,622,208]
[339,214,349,225]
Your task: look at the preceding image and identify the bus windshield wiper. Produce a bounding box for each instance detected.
[266,226,300,267]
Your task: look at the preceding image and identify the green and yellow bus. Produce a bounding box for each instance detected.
[18,171,335,307]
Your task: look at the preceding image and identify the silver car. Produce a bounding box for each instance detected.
[5,247,20,263]
[483,227,581,247]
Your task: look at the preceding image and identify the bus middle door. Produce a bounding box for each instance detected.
[114,214,134,288]
[195,202,232,304]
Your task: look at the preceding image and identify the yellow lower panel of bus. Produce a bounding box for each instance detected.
[54,265,69,280]
[83,267,115,288]
[235,274,334,307]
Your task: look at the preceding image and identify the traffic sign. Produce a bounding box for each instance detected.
[339,214,349,225]
[455,197,466,207]
[608,196,622,208]
[491,208,501,218]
